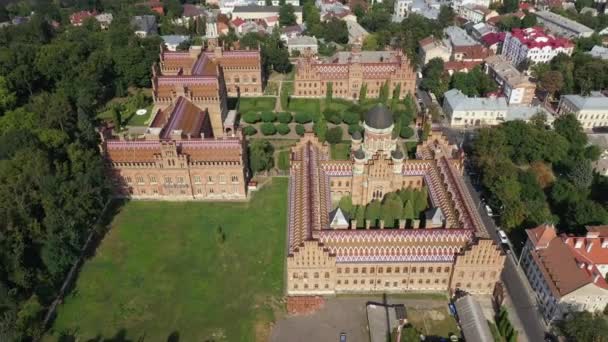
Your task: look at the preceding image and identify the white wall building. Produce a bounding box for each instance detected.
[558,93,608,130]
[287,35,318,55]
[501,27,574,66]
[419,37,452,65]
[484,55,536,105]
[230,5,303,24]
[521,225,608,323]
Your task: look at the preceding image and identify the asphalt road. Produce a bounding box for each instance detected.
[444,126,547,341]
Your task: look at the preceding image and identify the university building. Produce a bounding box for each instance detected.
[100,45,263,200]
[286,106,505,295]
[293,48,416,101]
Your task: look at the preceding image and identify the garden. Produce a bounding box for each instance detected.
[46,179,289,341]
[97,90,154,129]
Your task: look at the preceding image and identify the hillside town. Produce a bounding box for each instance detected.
[0,0,608,340]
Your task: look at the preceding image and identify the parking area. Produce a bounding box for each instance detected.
[270,295,455,342]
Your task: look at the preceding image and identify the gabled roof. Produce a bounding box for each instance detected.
[329,207,350,228]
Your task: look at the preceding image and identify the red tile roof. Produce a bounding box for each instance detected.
[182,4,205,17]
[481,32,506,46]
[444,60,483,72]
[452,45,490,60]
[509,27,573,49]
[231,17,245,27]
[70,10,97,25]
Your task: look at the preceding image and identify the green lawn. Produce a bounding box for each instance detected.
[407,307,459,338]
[330,142,351,160]
[287,98,321,118]
[239,97,276,113]
[47,178,288,341]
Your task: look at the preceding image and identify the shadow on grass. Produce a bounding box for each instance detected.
[57,329,181,342]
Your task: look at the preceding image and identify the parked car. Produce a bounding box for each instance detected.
[485,204,493,216]
[498,229,509,245]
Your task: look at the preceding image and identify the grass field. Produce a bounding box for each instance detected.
[47,178,288,341]
[330,143,351,160]
[407,307,459,338]
[287,98,321,118]
[239,97,276,113]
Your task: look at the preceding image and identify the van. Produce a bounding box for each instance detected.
[498,230,509,245]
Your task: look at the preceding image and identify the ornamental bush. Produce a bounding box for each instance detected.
[342,111,360,125]
[294,112,313,124]
[276,123,290,135]
[295,124,306,136]
[323,108,342,125]
[326,126,343,144]
[277,112,292,123]
[260,122,277,135]
[348,124,363,136]
[242,112,260,124]
[261,111,277,122]
[242,126,258,136]
[400,126,415,139]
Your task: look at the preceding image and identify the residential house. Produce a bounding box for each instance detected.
[70,10,96,26]
[501,27,573,66]
[557,93,608,130]
[95,13,114,29]
[419,37,452,65]
[481,32,506,54]
[588,45,608,60]
[282,24,304,40]
[457,5,497,23]
[317,0,357,22]
[219,0,299,13]
[520,224,608,323]
[132,15,158,38]
[445,26,478,48]
[138,1,165,15]
[535,11,594,38]
[588,135,608,176]
[392,0,442,22]
[484,55,536,105]
[469,22,495,41]
[287,36,318,55]
[173,4,207,27]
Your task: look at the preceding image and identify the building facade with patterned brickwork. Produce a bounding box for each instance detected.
[285,106,505,295]
[153,44,263,137]
[293,49,416,101]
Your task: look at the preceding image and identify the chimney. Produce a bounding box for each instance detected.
[365,220,370,229]
[350,219,357,230]
[399,219,406,229]
[379,220,385,229]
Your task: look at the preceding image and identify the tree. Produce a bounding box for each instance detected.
[242,112,261,123]
[359,83,367,103]
[263,29,291,73]
[260,122,277,135]
[403,200,415,220]
[295,124,306,136]
[421,58,448,97]
[279,4,297,27]
[540,70,564,103]
[365,200,382,225]
[326,82,333,105]
[502,0,519,13]
[326,126,343,144]
[562,311,608,342]
[276,123,291,135]
[379,81,389,104]
[575,0,594,12]
[295,112,313,124]
[0,76,16,114]
[400,126,414,139]
[342,111,360,125]
[437,5,455,28]
[313,118,328,141]
[362,34,379,51]
[322,18,349,44]
[261,111,277,122]
[391,83,401,110]
[249,139,275,173]
[277,112,292,123]
[112,107,122,131]
[242,126,257,136]
[521,13,537,28]
[324,108,342,124]
[339,196,353,215]
[348,124,363,136]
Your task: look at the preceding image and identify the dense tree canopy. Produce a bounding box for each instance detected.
[0,4,166,338]
[471,115,607,233]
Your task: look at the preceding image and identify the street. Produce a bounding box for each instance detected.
[450,127,547,341]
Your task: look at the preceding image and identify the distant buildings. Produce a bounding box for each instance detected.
[501,27,573,66]
[535,11,594,38]
[231,5,303,25]
[392,0,442,22]
[557,93,608,130]
[457,5,498,23]
[443,89,549,127]
[521,224,608,323]
[588,134,608,176]
[317,0,357,22]
[220,0,299,13]
[588,45,608,60]
[484,55,536,105]
[132,15,158,38]
[287,36,318,55]
[419,37,452,65]
[70,11,113,29]
[293,49,416,100]
[419,26,490,71]
[346,21,369,44]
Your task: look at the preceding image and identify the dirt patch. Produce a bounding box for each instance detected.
[286,296,326,315]
[426,309,446,321]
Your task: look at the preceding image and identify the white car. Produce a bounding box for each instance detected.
[498,230,509,245]
[485,204,493,216]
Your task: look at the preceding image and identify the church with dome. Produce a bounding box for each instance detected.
[285,105,506,295]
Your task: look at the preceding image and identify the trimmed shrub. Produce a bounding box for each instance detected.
[294,112,313,124]
[260,122,277,135]
[242,112,260,124]
[342,111,360,125]
[295,124,306,136]
[277,112,292,124]
[326,126,343,144]
[323,108,342,125]
[276,123,290,135]
[400,126,415,139]
[260,111,276,122]
[348,124,363,136]
[242,125,257,136]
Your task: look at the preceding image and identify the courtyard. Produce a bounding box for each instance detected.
[46,178,288,341]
